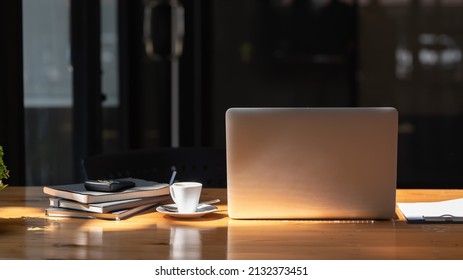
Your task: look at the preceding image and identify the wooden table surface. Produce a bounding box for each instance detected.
[1,187,463,260]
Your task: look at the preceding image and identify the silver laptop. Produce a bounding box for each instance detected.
[225,107,398,220]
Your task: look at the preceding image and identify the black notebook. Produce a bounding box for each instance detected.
[43,178,170,204]
[45,202,158,220]
[49,195,170,213]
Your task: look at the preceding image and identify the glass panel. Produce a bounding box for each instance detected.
[23,0,72,185]
[358,0,463,186]
[358,0,463,112]
[101,0,121,153]
[209,0,356,146]
[23,0,120,185]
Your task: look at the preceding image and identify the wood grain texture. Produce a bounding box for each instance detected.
[1,187,463,259]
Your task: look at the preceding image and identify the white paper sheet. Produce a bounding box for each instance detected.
[397,198,463,222]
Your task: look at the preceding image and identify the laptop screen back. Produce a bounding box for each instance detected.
[225,107,398,220]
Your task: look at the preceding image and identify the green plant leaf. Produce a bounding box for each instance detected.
[0,145,10,186]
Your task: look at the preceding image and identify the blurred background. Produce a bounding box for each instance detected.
[2,0,463,188]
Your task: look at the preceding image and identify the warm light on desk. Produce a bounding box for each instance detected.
[2,187,463,259]
[0,206,45,218]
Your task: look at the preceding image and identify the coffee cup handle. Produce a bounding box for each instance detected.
[170,185,177,204]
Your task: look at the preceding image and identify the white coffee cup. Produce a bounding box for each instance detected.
[170,182,202,213]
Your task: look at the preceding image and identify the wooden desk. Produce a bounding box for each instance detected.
[1,187,463,259]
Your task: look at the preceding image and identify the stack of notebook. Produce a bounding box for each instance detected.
[43,178,171,220]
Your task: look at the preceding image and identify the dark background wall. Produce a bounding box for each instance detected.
[4,0,463,188]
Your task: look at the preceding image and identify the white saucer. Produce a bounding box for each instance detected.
[156,204,218,219]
